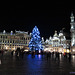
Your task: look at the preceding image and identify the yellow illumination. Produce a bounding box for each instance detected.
[64,49,66,52]
[67,49,69,53]
[5,45,8,49]
[24,49,29,52]
[73,49,75,52]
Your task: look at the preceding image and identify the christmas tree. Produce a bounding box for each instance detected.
[29,26,43,52]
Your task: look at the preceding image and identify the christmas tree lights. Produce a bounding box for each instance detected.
[29,26,43,52]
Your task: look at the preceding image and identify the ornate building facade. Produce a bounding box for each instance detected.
[0,30,31,51]
[42,30,70,53]
[70,12,75,54]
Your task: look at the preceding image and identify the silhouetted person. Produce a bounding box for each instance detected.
[36,51,39,56]
[21,51,24,59]
[46,52,50,60]
[31,51,35,58]
[63,52,66,57]
[41,50,44,58]
[49,52,51,59]
[57,52,60,60]
[15,47,20,59]
[46,52,48,60]
[1,50,4,56]
[52,51,54,57]
[51,51,54,60]
[41,50,43,55]
[11,50,14,56]
[0,50,1,54]
[20,48,24,59]
[15,50,18,57]
[64,52,68,58]
[55,52,59,60]
[55,52,57,60]
[68,52,71,62]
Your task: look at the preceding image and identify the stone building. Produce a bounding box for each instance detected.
[70,12,75,54]
[0,30,31,51]
[42,30,70,53]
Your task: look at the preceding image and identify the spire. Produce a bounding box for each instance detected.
[54,30,58,37]
[59,30,63,36]
[49,36,52,40]
[3,30,6,34]
[70,12,74,22]
[71,12,74,16]
[42,37,44,42]
[60,30,63,33]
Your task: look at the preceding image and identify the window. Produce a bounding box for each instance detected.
[3,40,4,43]
[22,37,23,40]
[24,38,25,40]
[13,40,14,43]
[1,36,2,38]
[8,40,9,43]
[6,36,7,39]
[26,38,27,40]
[28,37,29,40]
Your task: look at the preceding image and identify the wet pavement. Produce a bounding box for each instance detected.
[0,52,75,75]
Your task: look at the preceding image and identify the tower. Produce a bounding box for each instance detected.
[70,12,75,54]
[70,12,75,46]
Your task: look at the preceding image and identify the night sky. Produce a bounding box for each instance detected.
[0,2,75,40]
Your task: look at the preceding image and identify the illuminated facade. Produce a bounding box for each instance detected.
[0,30,31,51]
[42,30,70,53]
[70,12,75,54]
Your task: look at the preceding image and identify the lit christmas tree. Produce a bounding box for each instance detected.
[29,26,43,52]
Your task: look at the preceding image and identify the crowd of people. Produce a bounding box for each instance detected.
[30,51,72,62]
[28,50,72,62]
[0,47,25,59]
[0,49,72,62]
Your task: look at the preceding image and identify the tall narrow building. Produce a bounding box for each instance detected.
[70,12,75,54]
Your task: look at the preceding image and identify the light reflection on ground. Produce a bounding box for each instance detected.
[0,52,75,75]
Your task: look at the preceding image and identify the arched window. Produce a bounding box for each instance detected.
[26,38,27,40]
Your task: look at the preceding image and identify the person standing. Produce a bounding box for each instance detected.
[68,52,71,62]
[11,50,14,56]
[55,52,60,60]
[46,52,50,60]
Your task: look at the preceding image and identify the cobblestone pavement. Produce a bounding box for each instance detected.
[0,51,75,75]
